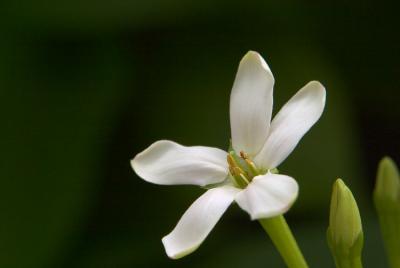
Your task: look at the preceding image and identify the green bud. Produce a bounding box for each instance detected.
[374,157,400,211]
[373,157,400,268]
[327,179,363,268]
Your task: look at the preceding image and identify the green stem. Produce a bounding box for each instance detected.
[333,256,363,268]
[259,215,308,268]
[377,214,400,268]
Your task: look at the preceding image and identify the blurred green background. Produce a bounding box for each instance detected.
[1,1,400,267]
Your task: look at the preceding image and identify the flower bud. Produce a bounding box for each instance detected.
[374,157,400,212]
[327,179,363,267]
[374,157,400,268]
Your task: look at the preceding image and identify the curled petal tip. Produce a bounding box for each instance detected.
[162,236,198,260]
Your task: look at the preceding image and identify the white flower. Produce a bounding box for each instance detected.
[131,51,326,259]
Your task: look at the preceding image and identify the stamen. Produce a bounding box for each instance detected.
[240,151,249,159]
[240,151,259,176]
[239,173,250,185]
[244,159,259,176]
[227,154,238,168]
[232,166,245,177]
[227,153,251,188]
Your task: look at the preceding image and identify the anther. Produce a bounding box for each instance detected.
[233,166,245,177]
[227,154,237,168]
[240,151,249,159]
[239,151,259,176]
[227,152,253,188]
[245,159,259,176]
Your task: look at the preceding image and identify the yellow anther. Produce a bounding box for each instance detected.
[227,152,254,188]
[227,154,237,168]
[228,166,235,175]
[233,166,245,176]
[240,151,249,159]
[239,151,259,176]
[245,158,259,176]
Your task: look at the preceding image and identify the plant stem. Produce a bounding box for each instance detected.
[259,215,308,268]
[333,256,363,268]
[377,214,400,268]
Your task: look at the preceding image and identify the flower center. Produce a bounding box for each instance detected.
[227,151,261,189]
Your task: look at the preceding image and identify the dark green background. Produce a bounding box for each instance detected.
[1,1,399,267]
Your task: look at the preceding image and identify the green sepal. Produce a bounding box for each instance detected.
[269,167,279,174]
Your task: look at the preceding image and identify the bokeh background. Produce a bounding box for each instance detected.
[2,1,400,267]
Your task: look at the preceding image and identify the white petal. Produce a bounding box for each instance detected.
[254,81,326,169]
[235,173,298,220]
[230,51,274,156]
[131,140,228,186]
[162,186,239,259]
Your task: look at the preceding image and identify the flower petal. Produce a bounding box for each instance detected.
[235,173,298,220]
[131,140,228,186]
[254,81,326,169]
[162,186,239,259]
[230,51,274,156]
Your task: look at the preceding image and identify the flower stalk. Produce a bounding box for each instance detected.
[259,216,308,268]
